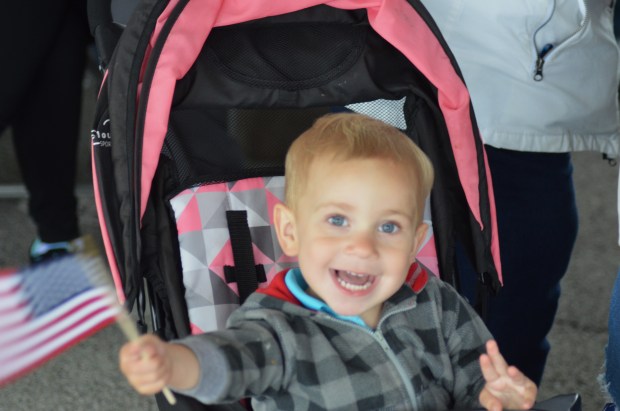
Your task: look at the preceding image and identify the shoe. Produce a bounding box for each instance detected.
[29,235,96,264]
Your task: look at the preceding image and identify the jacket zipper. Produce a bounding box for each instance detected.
[321,303,420,410]
[534,43,554,81]
[532,0,589,81]
[373,328,420,410]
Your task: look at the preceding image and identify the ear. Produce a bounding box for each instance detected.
[273,203,299,257]
[409,223,429,263]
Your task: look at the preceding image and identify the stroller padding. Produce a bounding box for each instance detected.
[177,15,420,109]
[170,176,295,334]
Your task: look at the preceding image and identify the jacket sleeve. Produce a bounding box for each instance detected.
[173,320,286,404]
[438,281,491,408]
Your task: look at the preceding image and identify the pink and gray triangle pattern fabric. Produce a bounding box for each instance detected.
[170,175,439,335]
[170,176,295,334]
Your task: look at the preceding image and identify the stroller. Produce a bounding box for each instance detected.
[87,0,580,410]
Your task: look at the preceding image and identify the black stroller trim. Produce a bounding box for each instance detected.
[92,0,173,307]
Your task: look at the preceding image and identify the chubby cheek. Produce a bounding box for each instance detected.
[295,238,333,273]
[385,248,416,277]
[302,234,337,258]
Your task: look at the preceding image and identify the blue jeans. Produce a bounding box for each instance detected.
[606,270,620,404]
[458,146,578,385]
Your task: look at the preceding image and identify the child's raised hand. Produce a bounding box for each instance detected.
[119,334,174,395]
[478,340,537,411]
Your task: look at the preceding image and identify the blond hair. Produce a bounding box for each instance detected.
[284,113,434,224]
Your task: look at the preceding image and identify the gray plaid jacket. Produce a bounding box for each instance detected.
[176,270,491,410]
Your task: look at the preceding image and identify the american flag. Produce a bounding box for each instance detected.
[0,255,121,386]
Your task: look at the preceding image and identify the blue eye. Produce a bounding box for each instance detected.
[379,222,399,234]
[328,215,347,227]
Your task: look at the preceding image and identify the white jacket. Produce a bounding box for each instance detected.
[420,0,620,156]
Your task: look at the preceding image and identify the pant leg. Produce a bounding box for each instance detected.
[10,2,89,242]
[606,270,620,404]
[458,146,578,385]
[614,0,620,40]
[0,3,71,129]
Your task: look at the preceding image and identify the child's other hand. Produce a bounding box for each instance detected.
[478,340,537,411]
[119,334,173,395]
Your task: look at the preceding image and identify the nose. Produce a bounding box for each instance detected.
[345,231,378,258]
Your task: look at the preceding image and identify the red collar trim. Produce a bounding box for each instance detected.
[406,261,429,293]
[257,270,301,304]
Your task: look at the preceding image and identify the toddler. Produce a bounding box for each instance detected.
[120,113,536,411]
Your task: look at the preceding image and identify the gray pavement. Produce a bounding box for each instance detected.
[0,70,619,410]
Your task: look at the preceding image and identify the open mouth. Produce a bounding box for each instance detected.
[334,269,375,291]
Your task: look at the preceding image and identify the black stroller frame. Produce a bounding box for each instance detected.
[88,0,579,410]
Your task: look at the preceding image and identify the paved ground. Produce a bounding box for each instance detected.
[0,68,618,410]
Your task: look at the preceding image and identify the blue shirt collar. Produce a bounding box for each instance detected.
[284,268,369,328]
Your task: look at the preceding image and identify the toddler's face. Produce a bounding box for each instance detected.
[279,157,427,328]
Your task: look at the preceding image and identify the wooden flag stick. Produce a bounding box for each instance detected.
[115,310,177,405]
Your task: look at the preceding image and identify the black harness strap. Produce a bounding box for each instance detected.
[224,265,266,285]
[225,210,263,303]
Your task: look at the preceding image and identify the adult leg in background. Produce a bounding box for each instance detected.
[459,146,579,385]
[606,270,620,405]
[0,1,89,244]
